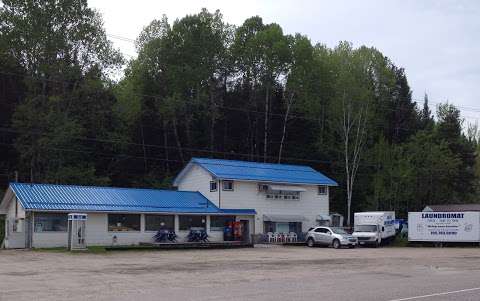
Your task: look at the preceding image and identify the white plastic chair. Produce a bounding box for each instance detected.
[267,232,274,243]
[273,232,280,243]
[289,232,297,242]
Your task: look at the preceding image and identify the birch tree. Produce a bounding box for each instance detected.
[341,91,369,226]
[331,42,373,226]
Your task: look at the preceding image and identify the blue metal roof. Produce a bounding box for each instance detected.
[187,158,338,186]
[9,183,255,215]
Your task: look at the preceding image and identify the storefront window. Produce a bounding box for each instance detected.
[210,216,235,231]
[108,214,140,231]
[145,215,174,231]
[263,221,302,234]
[34,213,68,232]
[179,215,206,230]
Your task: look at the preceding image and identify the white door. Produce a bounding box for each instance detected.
[5,219,26,249]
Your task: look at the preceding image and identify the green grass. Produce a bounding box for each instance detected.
[33,246,107,254]
[389,235,409,247]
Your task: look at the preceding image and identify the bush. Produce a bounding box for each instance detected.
[389,235,409,247]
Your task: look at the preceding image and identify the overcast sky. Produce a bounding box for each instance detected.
[89,0,480,122]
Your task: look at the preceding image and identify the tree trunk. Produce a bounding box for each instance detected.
[263,84,270,162]
[278,92,294,163]
[139,121,148,172]
[162,120,170,173]
[341,93,368,227]
[172,118,185,164]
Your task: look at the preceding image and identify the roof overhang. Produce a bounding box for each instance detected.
[263,214,307,223]
[268,184,306,192]
[218,178,337,186]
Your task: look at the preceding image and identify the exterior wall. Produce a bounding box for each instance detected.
[4,196,26,248]
[177,165,220,206]
[29,212,249,248]
[220,181,329,234]
[176,165,330,235]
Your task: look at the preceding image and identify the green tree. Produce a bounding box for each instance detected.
[1,0,123,184]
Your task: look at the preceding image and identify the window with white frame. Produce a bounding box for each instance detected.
[108,214,141,231]
[318,185,328,195]
[210,181,217,192]
[179,215,206,230]
[222,180,234,191]
[145,215,174,232]
[265,190,300,200]
[34,213,68,232]
[210,216,235,231]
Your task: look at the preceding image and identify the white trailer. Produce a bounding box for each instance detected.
[408,212,480,243]
[352,211,396,247]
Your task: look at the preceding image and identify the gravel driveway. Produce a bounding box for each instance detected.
[1,246,480,301]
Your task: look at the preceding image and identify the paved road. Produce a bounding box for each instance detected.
[0,246,479,301]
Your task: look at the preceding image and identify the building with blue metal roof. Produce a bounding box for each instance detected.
[173,157,338,186]
[0,182,255,249]
[174,158,338,237]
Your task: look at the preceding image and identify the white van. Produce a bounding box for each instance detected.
[352,212,396,247]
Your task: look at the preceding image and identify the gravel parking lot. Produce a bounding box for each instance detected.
[1,246,480,301]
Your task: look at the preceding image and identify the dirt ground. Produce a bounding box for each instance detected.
[1,246,480,301]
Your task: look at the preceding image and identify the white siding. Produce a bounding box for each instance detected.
[219,181,329,234]
[30,212,238,248]
[177,164,220,206]
[4,196,26,248]
[175,164,330,234]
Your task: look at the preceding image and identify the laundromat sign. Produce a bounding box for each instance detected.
[408,212,480,242]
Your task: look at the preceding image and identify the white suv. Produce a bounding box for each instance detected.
[305,226,357,248]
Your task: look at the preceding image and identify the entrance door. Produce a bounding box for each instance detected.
[240,220,250,243]
[5,219,26,248]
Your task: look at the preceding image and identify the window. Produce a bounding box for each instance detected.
[222,180,234,191]
[145,215,174,232]
[210,181,218,192]
[264,221,275,233]
[318,186,328,195]
[314,227,329,234]
[179,215,206,231]
[210,216,235,231]
[265,190,300,200]
[34,213,67,232]
[108,214,140,231]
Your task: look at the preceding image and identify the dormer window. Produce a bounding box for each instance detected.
[318,186,328,195]
[222,180,234,191]
[210,181,217,192]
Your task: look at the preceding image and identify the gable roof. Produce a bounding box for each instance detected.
[173,157,338,186]
[423,204,480,212]
[6,182,255,215]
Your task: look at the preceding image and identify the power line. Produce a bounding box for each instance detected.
[1,68,479,120]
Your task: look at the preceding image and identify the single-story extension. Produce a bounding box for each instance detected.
[0,182,255,249]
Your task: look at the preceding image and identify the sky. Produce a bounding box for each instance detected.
[89,0,480,123]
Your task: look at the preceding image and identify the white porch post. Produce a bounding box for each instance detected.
[174,215,180,234]
[206,215,211,233]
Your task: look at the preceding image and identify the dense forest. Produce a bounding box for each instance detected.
[0,0,478,221]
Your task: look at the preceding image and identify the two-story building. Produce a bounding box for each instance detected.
[173,158,338,237]
[1,158,337,248]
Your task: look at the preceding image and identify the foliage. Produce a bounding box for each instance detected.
[0,4,478,221]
